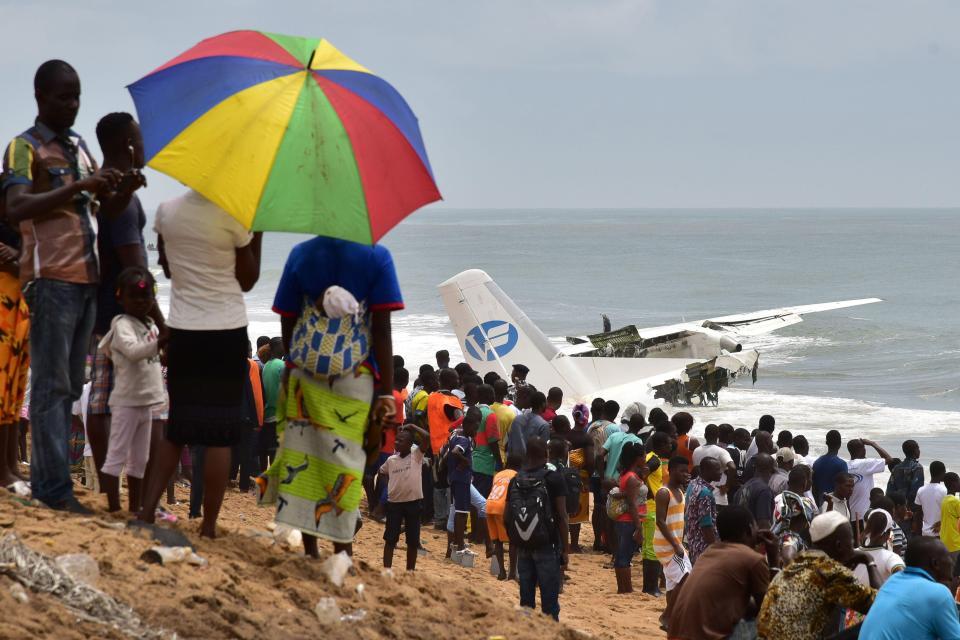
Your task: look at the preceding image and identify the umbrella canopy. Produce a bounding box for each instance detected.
[128,30,440,244]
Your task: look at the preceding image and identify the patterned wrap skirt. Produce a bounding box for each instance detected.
[258,367,372,544]
[0,272,30,425]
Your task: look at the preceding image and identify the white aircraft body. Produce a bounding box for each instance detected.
[438,269,882,406]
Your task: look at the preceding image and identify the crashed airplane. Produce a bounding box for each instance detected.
[439,269,881,406]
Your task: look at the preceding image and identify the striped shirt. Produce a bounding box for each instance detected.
[653,486,686,562]
[2,122,99,284]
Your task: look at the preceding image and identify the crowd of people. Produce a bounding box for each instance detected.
[2,58,960,640]
[372,352,960,639]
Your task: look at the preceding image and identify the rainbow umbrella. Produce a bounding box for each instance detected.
[128,30,440,244]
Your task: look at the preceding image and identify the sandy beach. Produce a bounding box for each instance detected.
[0,484,664,639]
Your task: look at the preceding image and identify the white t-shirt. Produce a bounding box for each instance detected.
[821,496,852,521]
[379,445,425,503]
[915,482,949,536]
[154,190,252,330]
[847,457,888,520]
[693,443,734,506]
[853,546,905,587]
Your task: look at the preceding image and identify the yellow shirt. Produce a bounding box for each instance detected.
[646,451,664,509]
[491,402,516,463]
[940,495,960,552]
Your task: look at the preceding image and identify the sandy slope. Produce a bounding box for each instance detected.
[0,483,665,639]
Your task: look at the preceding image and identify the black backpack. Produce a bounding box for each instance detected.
[556,464,582,517]
[506,469,554,549]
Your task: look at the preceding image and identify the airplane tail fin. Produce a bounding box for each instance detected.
[438,270,585,393]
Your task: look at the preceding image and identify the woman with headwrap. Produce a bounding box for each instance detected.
[564,403,594,553]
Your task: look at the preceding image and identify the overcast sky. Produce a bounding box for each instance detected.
[2,0,958,210]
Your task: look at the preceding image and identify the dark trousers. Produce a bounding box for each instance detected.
[189,445,205,518]
[518,547,561,620]
[230,421,258,491]
[384,500,422,546]
[257,421,278,472]
[421,460,434,523]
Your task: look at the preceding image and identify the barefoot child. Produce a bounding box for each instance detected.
[487,452,523,580]
[98,267,165,512]
[379,424,428,571]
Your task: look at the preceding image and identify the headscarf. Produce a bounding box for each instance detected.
[773,490,817,536]
[571,403,590,428]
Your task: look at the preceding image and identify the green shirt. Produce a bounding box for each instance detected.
[262,358,285,423]
[472,404,499,476]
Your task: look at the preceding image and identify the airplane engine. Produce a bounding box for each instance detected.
[694,327,743,354]
[718,335,742,353]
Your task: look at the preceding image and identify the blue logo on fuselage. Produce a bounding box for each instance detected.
[464,320,519,361]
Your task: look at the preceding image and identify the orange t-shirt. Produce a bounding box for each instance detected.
[247,359,264,426]
[427,391,463,453]
[486,468,518,516]
[381,390,405,454]
[676,433,695,467]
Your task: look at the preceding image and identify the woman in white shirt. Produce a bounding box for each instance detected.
[137,190,261,538]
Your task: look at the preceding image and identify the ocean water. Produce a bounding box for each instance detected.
[155,208,960,468]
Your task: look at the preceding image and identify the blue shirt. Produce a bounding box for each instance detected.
[602,431,641,481]
[812,453,848,502]
[273,237,403,318]
[860,567,960,640]
[447,433,473,484]
[273,237,403,372]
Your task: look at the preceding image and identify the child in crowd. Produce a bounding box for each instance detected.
[97,267,166,512]
[379,424,428,571]
[487,452,523,580]
[447,406,478,563]
[547,437,569,472]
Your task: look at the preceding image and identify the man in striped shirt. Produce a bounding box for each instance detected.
[655,455,692,632]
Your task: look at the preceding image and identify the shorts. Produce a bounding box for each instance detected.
[88,348,114,415]
[659,552,692,591]
[487,513,509,542]
[383,499,421,546]
[614,521,638,568]
[451,480,471,513]
[472,472,493,499]
[101,406,153,479]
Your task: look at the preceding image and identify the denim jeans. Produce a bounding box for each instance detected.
[518,546,561,620]
[24,279,96,505]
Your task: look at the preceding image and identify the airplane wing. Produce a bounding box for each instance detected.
[700,298,882,337]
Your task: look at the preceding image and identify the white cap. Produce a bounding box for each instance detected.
[866,508,894,534]
[810,511,849,542]
[776,447,796,463]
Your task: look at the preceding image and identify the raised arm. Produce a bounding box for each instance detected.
[862,439,893,465]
